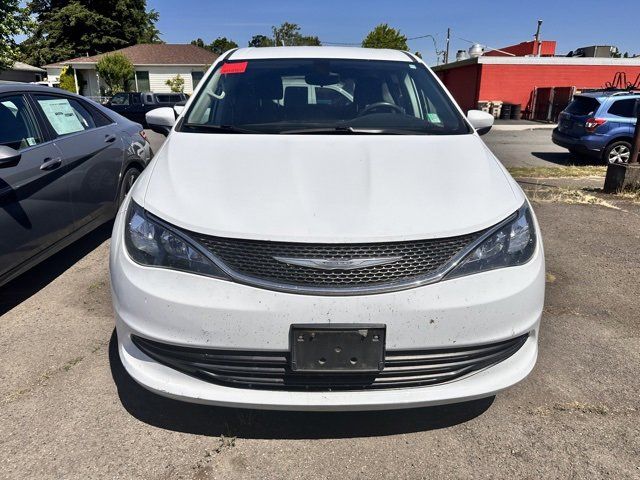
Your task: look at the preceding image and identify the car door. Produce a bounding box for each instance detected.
[129,94,145,124]
[0,93,74,278]
[32,93,124,228]
[607,98,637,135]
[107,93,131,119]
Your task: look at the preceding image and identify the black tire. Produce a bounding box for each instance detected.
[118,166,142,206]
[603,140,632,165]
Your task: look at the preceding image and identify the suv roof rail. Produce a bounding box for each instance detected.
[610,90,640,96]
[579,88,640,96]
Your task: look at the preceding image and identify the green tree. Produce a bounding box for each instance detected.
[96,52,134,94]
[191,37,239,54]
[248,34,274,48]
[58,65,77,92]
[0,0,29,72]
[20,0,161,66]
[165,74,184,93]
[190,38,206,49]
[210,37,239,54]
[272,22,320,46]
[362,24,408,50]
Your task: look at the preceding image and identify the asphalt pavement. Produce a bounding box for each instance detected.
[1,128,637,479]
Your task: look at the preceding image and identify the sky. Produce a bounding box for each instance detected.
[149,0,639,65]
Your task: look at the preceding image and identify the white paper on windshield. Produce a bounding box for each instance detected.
[38,99,84,135]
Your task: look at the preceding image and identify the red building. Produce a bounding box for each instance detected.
[433,41,640,120]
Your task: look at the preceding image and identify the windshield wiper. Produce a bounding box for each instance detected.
[280,126,423,135]
[182,124,260,134]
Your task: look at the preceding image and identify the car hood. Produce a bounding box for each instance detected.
[137,132,523,242]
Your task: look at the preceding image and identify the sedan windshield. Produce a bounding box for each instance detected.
[182,58,470,135]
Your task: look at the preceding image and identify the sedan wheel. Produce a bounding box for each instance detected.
[606,142,631,165]
[118,166,142,206]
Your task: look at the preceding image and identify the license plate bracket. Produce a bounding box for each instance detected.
[290,324,386,373]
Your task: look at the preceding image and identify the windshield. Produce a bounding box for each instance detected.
[182,58,470,135]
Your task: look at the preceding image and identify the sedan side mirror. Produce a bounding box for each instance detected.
[173,103,185,116]
[467,110,494,136]
[0,145,22,168]
[146,107,176,136]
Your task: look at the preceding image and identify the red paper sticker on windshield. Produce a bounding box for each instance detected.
[220,61,248,74]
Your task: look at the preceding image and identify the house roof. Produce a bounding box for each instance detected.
[43,44,219,68]
[10,61,46,73]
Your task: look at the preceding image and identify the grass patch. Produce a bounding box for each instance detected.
[508,165,606,178]
[528,186,620,209]
[583,187,640,202]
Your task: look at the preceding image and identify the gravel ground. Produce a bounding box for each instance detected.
[1,130,639,479]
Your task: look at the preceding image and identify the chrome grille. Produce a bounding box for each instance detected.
[132,334,528,391]
[189,231,485,289]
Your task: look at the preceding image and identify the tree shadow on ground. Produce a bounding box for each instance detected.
[109,331,494,440]
[0,221,113,316]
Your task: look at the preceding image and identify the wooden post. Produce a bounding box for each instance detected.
[603,102,640,192]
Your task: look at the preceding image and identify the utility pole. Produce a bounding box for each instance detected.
[534,20,542,43]
[445,28,450,64]
[603,100,640,192]
[630,103,640,164]
[534,20,543,57]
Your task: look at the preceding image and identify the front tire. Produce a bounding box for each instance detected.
[603,140,632,165]
[118,166,142,206]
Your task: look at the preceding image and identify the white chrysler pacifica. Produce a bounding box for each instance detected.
[110,47,544,411]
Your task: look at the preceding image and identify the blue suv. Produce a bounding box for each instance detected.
[552,91,639,164]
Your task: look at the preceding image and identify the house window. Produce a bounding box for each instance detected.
[136,71,150,92]
[192,71,204,87]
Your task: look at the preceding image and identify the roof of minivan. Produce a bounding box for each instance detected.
[228,46,413,62]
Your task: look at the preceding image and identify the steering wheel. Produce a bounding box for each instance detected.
[356,102,405,117]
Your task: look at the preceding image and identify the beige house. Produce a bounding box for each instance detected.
[44,44,219,100]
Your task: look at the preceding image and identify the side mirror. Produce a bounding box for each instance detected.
[467,110,494,136]
[0,145,21,168]
[173,102,186,116]
[146,107,176,136]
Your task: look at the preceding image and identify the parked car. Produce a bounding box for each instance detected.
[552,90,639,164]
[0,84,152,287]
[111,47,545,411]
[105,91,188,125]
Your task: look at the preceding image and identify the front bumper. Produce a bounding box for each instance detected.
[110,200,545,411]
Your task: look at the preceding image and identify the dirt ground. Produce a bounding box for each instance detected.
[1,134,639,478]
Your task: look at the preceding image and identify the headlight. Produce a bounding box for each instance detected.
[125,201,229,278]
[447,205,537,279]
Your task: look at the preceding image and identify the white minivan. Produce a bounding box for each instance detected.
[110,47,544,411]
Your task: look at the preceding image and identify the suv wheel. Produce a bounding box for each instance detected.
[604,141,632,165]
[118,166,142,206]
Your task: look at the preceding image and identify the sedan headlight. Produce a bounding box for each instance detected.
[125,201,228,278]
[447,205,537,279]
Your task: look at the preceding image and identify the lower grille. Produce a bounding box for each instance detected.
[132,334,528,391]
